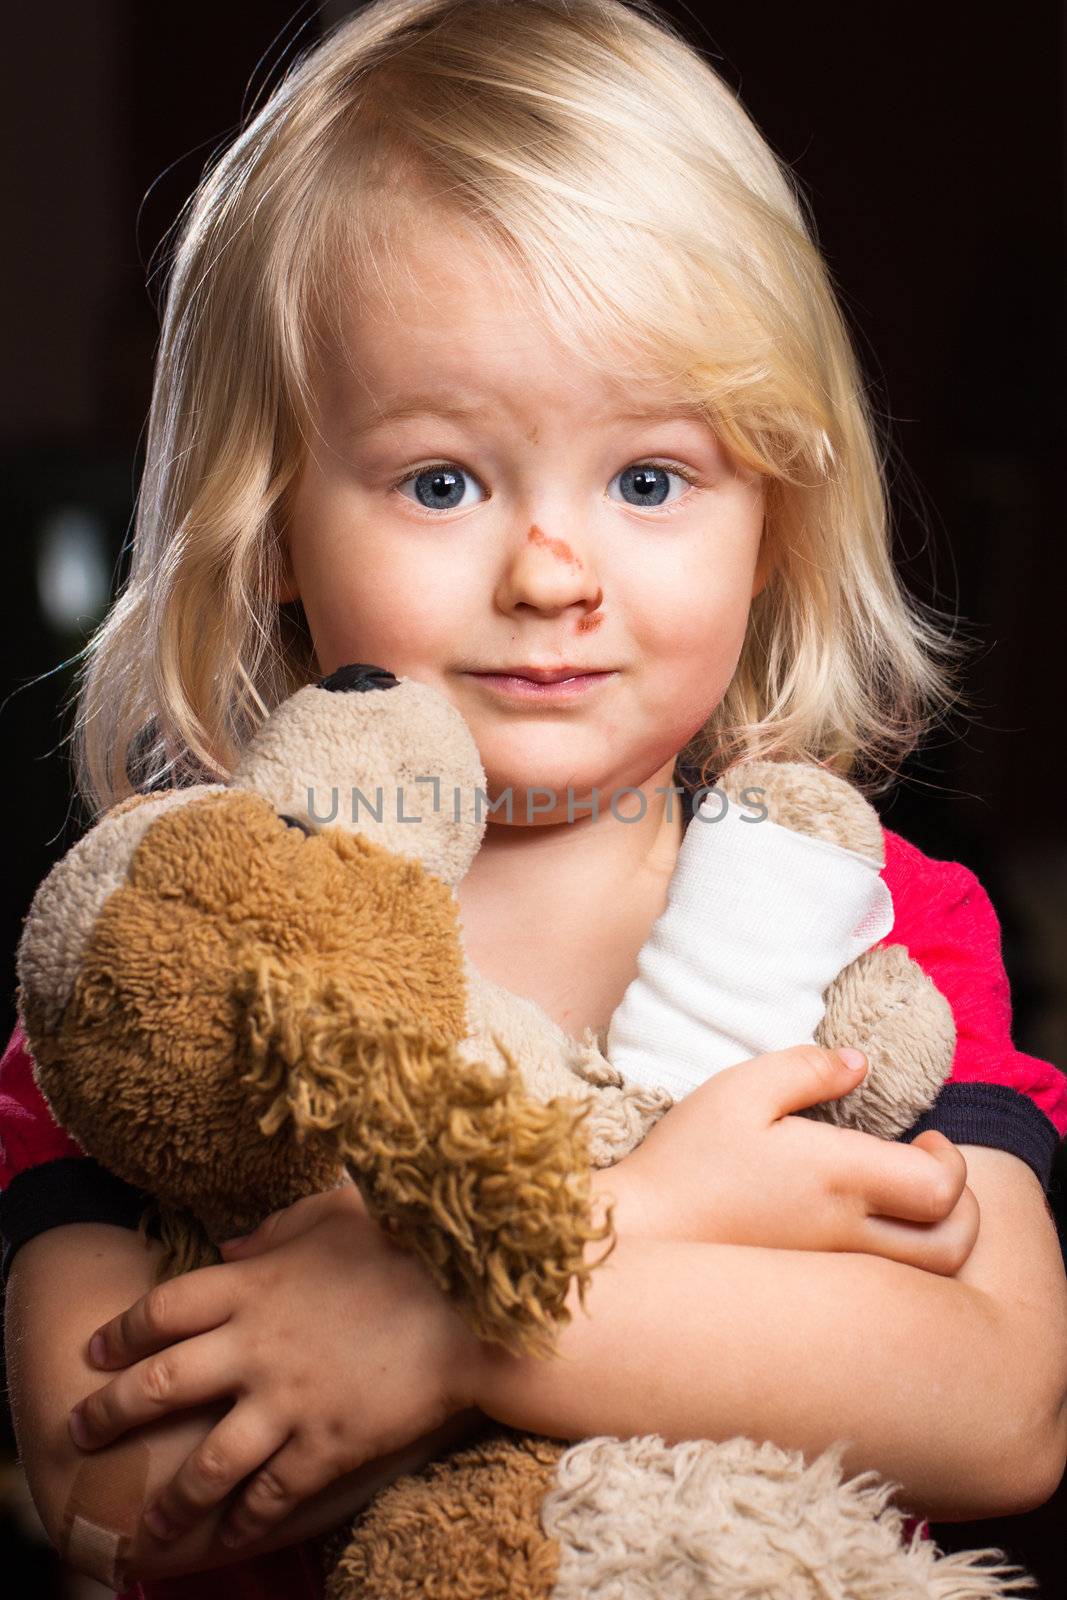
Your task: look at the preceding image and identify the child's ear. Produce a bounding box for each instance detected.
[276,566,300,606]
[751,527,773,599]
[270,500,300,605]
[275,543,300,606]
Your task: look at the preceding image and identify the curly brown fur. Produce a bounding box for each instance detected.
[240,953,614,1357]
[325,1429,565,1600]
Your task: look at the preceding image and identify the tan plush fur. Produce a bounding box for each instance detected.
[542,1435,1035,1599]
[717,757,886,863]
[15,672,1034,1597]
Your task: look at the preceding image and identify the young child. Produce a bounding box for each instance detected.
[4,2,1066,1594]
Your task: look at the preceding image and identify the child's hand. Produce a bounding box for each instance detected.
[67,1184,483,1551]
[599,1045,980,1275]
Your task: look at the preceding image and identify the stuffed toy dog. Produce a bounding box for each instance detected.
[15,664,1034,1598]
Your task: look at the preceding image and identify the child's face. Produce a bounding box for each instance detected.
[281,218,767,818]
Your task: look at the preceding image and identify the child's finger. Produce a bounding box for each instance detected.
[219,1434,351,1548]
[140,1406,287,1543]
[88,1264,236,1369]
[794,1117,967,1225]
[734,1044,868,1125]
[71,1330,239,1450]
[863,1184,981,1277]
[852,1128,968,1224]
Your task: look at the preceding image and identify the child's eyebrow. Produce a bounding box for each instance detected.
[346,394,493,438]
[346,393,703,440]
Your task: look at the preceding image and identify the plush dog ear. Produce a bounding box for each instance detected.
[343,1025,616,1360]
[137,1198,220,1281]
[236,948,614,1359]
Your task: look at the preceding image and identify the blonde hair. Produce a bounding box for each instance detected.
[66,0,972,820]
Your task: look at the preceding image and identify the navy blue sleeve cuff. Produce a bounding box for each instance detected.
[896,1082,1062,1193]
[0,1156,152,1283]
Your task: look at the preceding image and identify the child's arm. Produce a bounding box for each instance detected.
[477,874,1067,1529]
[477,1140,1067,1523]
[47,1091,1065,1559]
[65,1136,1052,1540]
[595,1044,982,1273]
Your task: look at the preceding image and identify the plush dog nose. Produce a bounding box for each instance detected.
[318,663,399,694]
[278,813,314,836]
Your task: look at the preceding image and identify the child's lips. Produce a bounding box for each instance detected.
[466,670,617,700]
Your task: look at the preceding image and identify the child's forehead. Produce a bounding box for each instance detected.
[313,257,695,425]
[316,326,699,436]
[309,197,697,405]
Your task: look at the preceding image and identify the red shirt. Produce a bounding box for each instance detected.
[874,826,1067,1156]
[3,822,1065,1584]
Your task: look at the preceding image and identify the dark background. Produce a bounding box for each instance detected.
[1,2,1065,1593]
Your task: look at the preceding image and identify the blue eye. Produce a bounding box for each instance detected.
[608,463,694,510]
[392,459,697,514]
[394,463,486,512]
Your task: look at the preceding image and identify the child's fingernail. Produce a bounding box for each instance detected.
[89,1332,107,1366]
[837,1048,867,1072]
[144,1505,178,1541]
[218,1235,248,1253]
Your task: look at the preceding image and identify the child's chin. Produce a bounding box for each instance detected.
[478,762,620,825]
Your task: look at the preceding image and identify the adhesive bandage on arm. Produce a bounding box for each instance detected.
[60,1439,151,1592]
[606,793,895,1101]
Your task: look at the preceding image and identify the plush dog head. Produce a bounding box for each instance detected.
[16,667,489,1240]
[18,664,605,1356]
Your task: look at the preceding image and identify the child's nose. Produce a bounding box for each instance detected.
[494,521,603,614]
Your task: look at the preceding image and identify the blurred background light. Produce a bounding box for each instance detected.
[35,505,111,636]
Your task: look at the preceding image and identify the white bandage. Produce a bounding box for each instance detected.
[606,793,894,1101]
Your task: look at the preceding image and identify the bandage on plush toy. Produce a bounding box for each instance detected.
[607,778,895,1100]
